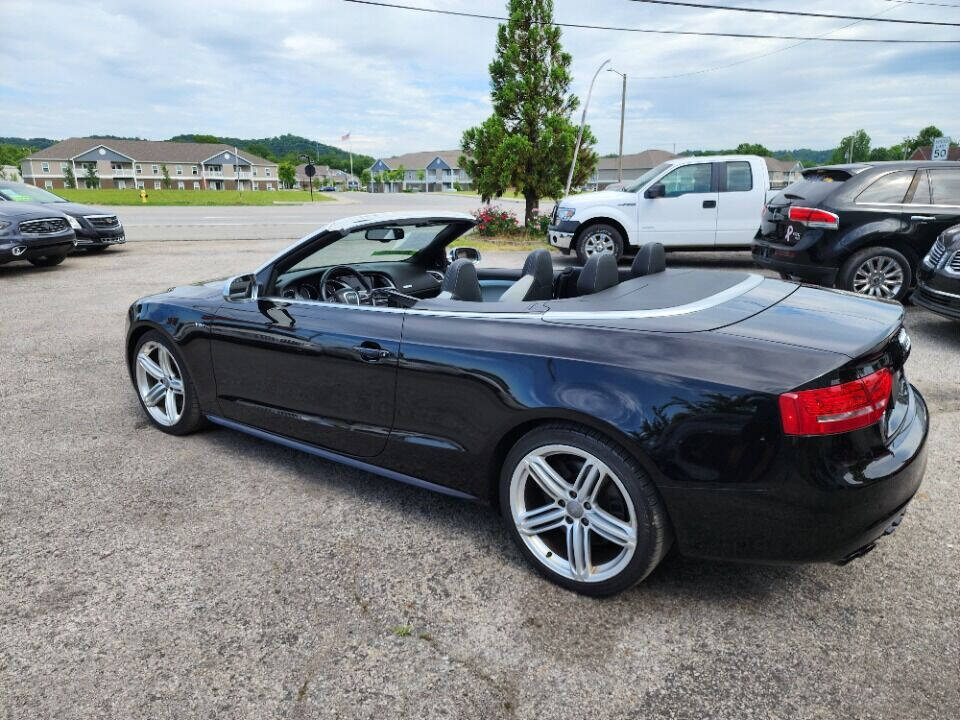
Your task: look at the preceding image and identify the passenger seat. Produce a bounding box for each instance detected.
[437,258,483,301]
[577,253,619,295]
[631,242,666,277]
[498,249,554,302]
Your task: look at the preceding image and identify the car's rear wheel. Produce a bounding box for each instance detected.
[500,424,672,596]
[27,253,66,267]
[132,331,205,435]
[576,224,623,265]
[839,246,912,302]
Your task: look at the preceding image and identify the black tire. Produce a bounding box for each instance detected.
[838,246,913,302]
[575,223,624,265]
[499,423,672,596]
[27,253,66,267]
[131,330,206,435]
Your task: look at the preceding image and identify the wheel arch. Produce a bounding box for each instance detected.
[573,216,633,251]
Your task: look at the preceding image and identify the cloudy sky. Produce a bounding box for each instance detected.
[1,0,957,156]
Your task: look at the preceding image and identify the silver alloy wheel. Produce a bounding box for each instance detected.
[509,444,638,583]
[852,255,905,299]
[135,341,185,427]
[582,230,616,256]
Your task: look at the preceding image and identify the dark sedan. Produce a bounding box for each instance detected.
[753,162,960,301]
[915,224,960,320]
[0,181,126,252]
[126,212,928,596]
[0,202,76,266]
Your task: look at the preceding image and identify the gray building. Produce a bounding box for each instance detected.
[587,150,677,190]
[764,157,804,189]
[368,150,472,192]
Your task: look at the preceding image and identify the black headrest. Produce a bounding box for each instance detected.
[520,249,554,301]
[577,253,619,295]
[441,258,482,302]
[631,242,666,277]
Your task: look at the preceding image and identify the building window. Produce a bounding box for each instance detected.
[136,181,144,189]
[265,168,271,177]
[193,181,200,190]
[253,168,258,176]
[192,165,198,175]
[60,163,68,172]
[44,180,53,189]
[152,165,159,174]
[176,165,183,176]
[267,183,273,190]
[177,181,185,190]
[111,162,124,171]
[117,180,126,190]
[154,181,162,190]
[41,162,50,172]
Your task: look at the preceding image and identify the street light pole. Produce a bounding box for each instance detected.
[608,68,627,183]
[565,58,611,197]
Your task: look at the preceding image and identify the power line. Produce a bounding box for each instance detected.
[624,0,960,26]
[343,0,960,41]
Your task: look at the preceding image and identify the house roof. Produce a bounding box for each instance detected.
[370,149,466,171]
[763,157,803,172]
[596,150,676,171]
[910,145,960,161]
[26,138,274,165]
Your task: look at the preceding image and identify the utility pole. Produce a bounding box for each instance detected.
[565,58,611,197]
[608,68,627,183]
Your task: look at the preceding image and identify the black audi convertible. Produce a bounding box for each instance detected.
[126,212,928,595]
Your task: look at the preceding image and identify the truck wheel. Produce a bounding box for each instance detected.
[576,224,623,265]
[28,254,66,267]
[838,246,912,302]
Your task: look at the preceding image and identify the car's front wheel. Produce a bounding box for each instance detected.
[576,224,623,265]
[500,424,672,596]
[838,246,913,302]
[132,331,205,435]
[27,253,66,267]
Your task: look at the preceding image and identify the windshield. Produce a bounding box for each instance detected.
[0,185,67,203]
[622,162,673,193]
[287,222,460,272]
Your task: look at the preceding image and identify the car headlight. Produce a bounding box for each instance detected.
[66,215,82,230]
[558,207,576,221]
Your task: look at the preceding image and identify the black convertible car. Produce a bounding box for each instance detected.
[127,212,928,595]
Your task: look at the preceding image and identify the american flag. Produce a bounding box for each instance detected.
[341,132,351,141]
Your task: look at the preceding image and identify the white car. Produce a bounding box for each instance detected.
[548,155,779,263]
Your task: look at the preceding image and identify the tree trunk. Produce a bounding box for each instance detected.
[524,191,538,226]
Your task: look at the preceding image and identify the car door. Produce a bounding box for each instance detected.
[637,161,719,247]
[716,160,761,246]
[209,297,401,458]
[907,168,960,254]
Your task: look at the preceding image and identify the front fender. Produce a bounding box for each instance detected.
[573,205,637,246]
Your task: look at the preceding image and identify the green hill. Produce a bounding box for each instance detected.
[168,133,372,174]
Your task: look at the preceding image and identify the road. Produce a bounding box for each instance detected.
[1,200,958,719]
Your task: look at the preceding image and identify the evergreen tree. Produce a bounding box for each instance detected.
[161,164,172,190]
[64,165,77,189]
[83,165,99,189]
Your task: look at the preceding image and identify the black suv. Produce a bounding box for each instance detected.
[753,161,960,301]
[915,224,960,320]
[0,181,126,252]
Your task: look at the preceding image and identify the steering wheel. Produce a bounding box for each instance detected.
[319,265,373,303]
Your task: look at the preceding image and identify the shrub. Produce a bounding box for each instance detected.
[472,205,520,236]
[526,208,550,236]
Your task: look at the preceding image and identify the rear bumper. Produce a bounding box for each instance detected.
[0,233,76,263]
[661,384,929,564]
[752,238,838,284]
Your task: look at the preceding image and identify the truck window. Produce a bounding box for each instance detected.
[856,171,914,204]
[724,161,753,192]
[660,163,712,197]
[927,169,960,206]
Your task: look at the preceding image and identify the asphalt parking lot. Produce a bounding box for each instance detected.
[1,201,958,719]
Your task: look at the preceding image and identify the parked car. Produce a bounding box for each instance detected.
[753,162,960,301]
[126,211,927,596]
[547,155,777,264]
[915,223,960,320]
[0,202,76,267]
[0,181,126,252]
[321,185,337,192]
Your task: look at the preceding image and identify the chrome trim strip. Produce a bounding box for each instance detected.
[205,414,477,501]
[919,285,960,300]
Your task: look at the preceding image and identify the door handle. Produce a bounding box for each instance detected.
[911,215,935,222]
[703,200,717,209]
[353,343,391,362]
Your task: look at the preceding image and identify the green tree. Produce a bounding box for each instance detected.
[64,165,77,189]
[360,168,372,188]
[461,0,596,223]
[278,162,296,188]
[161,164,172,190]
[829,130,871,164]
[245,142,276,162]
[83,165,99,189]
[189,134,221,144]
[735,142,772,156]
[902,125,949,157]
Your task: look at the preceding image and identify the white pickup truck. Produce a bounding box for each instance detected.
[547,154,779,263]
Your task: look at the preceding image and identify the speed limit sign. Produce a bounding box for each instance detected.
[932,137,951,161]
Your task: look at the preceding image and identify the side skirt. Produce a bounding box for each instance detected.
[205,414,478,501]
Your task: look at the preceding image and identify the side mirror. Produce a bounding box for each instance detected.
[447,246,482,263]
[223,273,256,301]
[365,227,404,241]
[644,183,666,199]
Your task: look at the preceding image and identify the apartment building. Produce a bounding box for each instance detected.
[21,138,279,191]
[586,150,677,190]
[293,164,360,190]
[367,150,472,192]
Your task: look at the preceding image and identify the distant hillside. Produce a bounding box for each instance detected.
[0,137,56,150]
[169,133,373,174]
[681,147,832,166]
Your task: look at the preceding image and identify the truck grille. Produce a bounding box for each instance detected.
[18,217,69,235]
[85,215,119,228]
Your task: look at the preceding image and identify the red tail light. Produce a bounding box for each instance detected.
[779,368,893,436]
[788,206,840,230]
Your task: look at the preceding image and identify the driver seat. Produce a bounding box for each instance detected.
[437,259,482,302]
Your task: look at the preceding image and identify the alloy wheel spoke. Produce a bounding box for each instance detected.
[164,389,178,422]
[517,504,567,536]
[573,461,603,501]
[567,522,591,580]
[138,353,164,380]
[585,507,637,548]
[158,348,174,378]
[526,456,571,501]
[143,382,166,407]
[167,377,184,394]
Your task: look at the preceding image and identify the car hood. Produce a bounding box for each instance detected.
[0,202,70,221]
[939,224,960,251]
[51,202,117,219]
[559,190,632,209]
